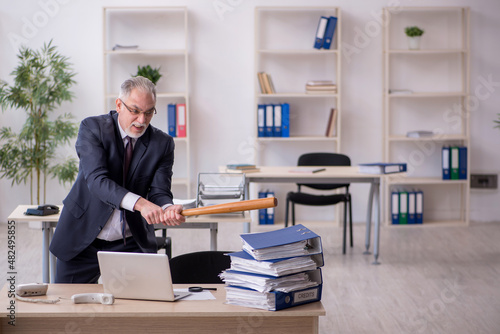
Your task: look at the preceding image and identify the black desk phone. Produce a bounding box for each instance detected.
[25,204,60,216]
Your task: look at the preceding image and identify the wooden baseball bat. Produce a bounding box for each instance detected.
[180,197,278,217]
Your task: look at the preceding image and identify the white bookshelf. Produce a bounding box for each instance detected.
[382,7,470,226]
[103,7,191,197]
[254,7,342,166]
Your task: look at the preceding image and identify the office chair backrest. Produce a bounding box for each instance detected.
[169,251,231,284]
[298,152,351,191]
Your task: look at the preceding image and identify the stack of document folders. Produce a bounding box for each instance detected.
[220,224,324,311]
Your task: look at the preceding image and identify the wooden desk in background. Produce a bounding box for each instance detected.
[0,283,325,334]
[243,166,396,264]
[7,205,61,283]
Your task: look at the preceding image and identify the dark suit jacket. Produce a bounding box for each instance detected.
[50,111,175,261]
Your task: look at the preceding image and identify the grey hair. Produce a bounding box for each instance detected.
[119,76,156,101]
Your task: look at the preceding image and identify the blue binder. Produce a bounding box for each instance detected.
[415,190,423,224]
[265,104,274,137]
[313,16,329,49]
[273,104,282,137]
[281,103,290,137]
[358,162,407,174]
[167,103,176,137]
[450,146,460,180]
[257,104,266,137]
[258,190,267,225]
[241,224,322,260]
[459,146,467,180]
[266,190,275,224]
[399,191,408,224]
[391,191,399,224]
[442,146,450,180]
[407,191,416,224]
[225,269,322,311]
[227,251,325,277]
[322,16,337,49]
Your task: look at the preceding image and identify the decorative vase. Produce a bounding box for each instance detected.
[407,36,421,50]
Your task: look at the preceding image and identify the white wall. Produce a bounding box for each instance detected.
[0,0,499,224]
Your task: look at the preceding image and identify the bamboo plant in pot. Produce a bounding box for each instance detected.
[0,41,78,204]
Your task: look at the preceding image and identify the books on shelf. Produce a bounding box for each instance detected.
[313,16,337,50]
[257,103,290,138]
[306,80,337,94]
[442,146,467,180]
[325,108,337,137]
[167,103,187,138]
[388,89,414,95]
[391,189,423,224]
[111,44,139,51]
[406,130,434,138]
[257,72,275,94]
[220,224,324,311]
[358,162,407,174]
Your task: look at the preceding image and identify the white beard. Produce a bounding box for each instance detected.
[125,122,148,138]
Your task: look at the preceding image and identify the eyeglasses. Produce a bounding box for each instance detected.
[119,99,157,117]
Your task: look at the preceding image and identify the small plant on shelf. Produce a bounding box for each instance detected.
[405,26,425,37]
[133,65,162,85]
[405,26,424,50]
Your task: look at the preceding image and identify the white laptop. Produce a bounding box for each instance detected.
[97,251,191,301]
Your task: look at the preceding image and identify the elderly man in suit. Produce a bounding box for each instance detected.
[50,76,185,283]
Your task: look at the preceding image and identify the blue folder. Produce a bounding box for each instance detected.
[358,162,407,174]
[415,190,423,224]
[241,224,322,260]
[459,146,467,180]
[273,104,282,137]
[258,190,267,225]
[442,146,450,180]
[265,104,274,137]
[167,103,176,137]
[266,190,275,224]
[322,16,337,49]
[281,103,290,137]
[391,191,399,224]
[227,251,325,276]
[257,104,265,137]
[225,269,323,311]
[407,191,416,224]
[313,16,329,49]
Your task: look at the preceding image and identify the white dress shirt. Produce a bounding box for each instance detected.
[96,124,172,241]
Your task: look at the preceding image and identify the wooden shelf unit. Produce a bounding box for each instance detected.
[103,7,191,196]
[382,6,470,227]
[254,6,342,165]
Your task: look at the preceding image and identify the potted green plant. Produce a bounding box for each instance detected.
[0,41,78,204]
[405,26,425,50]
[133,65,162,85]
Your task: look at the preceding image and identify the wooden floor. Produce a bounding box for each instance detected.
[1,220,500,333]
